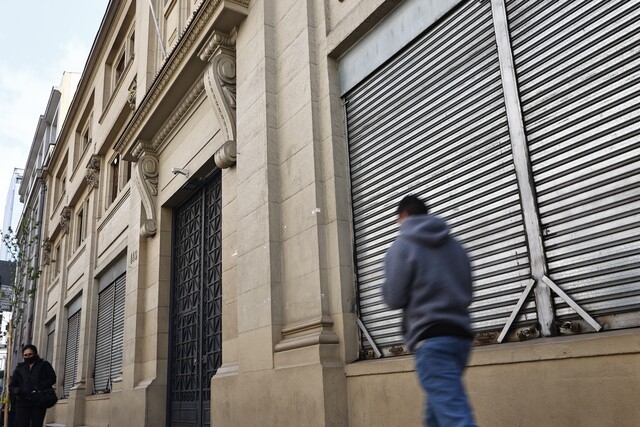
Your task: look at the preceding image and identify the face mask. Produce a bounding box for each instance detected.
[23,354,35,363]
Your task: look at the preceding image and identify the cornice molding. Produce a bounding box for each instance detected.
[115,0,249,157]
[132,79,206,159]
[199,30,237,62]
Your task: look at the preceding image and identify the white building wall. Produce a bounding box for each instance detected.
[1,168,24,260]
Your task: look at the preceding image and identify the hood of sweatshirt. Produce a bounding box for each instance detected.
[399,214,450,247]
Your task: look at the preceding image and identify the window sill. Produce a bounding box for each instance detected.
[346,328,640,377]
[470,327,640,367]
[86,393,111,401]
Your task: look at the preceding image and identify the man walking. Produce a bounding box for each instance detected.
[382,195,477,427]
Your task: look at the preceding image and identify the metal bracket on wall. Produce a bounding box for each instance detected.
[498,276,602,343]
[540,275,602,333]
[498,279,535,343]
[356,317,382,358]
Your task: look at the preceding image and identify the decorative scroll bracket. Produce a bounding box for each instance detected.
[134,148,159,238]
[127,78,137,110]
[42,239,52,264]
[85,155,101,189]
[199,29,237,169]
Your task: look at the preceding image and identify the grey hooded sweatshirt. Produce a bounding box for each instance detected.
[382,214,473,351]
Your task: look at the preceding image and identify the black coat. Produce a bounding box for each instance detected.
[9,357,57,408]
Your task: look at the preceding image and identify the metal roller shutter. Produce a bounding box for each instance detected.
[94,273,126,393]
[94,283,115,393]
[46,329,55,363]
[346,0,534,355]
[63,310,81,398]
[507,0,640,328]
[110,274,126,385]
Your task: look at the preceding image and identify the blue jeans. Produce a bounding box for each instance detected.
[415,336,477,427]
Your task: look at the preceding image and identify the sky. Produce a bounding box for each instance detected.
[0,1,107,227]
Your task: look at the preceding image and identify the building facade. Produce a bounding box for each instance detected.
[9,72,81,371]
[1,168,24,261]
[25,0,640,426]
[0,261,12,379]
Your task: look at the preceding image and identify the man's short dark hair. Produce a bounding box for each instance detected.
[397,195,429,216]
[22,344,38,355]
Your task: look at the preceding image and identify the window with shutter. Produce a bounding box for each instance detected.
[110,274,126,385]
[46,327,55,363]
[94,284,115,393]
[63,310,81,398]
[93,273,126,393]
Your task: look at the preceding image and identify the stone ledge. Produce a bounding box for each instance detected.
[345,355,414,377]
[345,328,640,377]
[470,327,640,367]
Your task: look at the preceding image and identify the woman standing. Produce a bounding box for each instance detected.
[9,345,57,427]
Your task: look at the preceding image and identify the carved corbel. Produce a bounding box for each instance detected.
[60,207,72,234]
[199,30,237,169]
[85,155,101,189]
[127,78,137,110]
[214,140,237,169]
[42,240,52,264]
[134,149,159,238]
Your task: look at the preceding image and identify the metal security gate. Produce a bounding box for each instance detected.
[169,172,223,427]
[507,0,640,329]
[346,0,535,356]
[346,0,640,356]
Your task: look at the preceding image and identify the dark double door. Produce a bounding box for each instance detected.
[169,173,222,426]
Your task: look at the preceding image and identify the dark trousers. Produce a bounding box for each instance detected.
[13,406,46,427]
